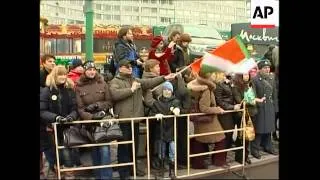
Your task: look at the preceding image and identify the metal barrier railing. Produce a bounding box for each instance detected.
[52,105,246,179]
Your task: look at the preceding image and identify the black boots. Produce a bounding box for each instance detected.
[168,161,175,179]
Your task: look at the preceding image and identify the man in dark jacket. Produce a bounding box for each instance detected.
[40,54,56,88]
[251,60,278,159]
[215,73,242,152]
[113,26,143,78]
[109,59,175,179]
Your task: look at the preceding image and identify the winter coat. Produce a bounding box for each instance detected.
[215,81,237,131]
[148,47,173,75]
[150,96,181,142]
[114,39,142,78]
[75,74,113,120]
[67,70,82,87]
[251,72,278,134]
[142,71,163,108]
[40,68,50,88]
[109,74,165,119]
[40,84,78,149]
[172,75,192,114]
[187,76,225,143]
[169,45,184,73]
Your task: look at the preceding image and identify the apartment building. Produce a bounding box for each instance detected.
[40,0,249,31]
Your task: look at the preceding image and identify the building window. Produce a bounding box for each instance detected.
[159,8,166,14]
[104,5,112,11]
[114,5,120,11]
[123,6,132,12]
[176,10,183,16]
[141,16,149,24]
[167,9,174,16]
[96,4,102,10]
[151,0,157,4]
[76,20,84,24]
[168,0,173,5]
[133,7,139,12]
[142,7,151,14]
[142,0,149,3]
[104,14,111,20]
[160,17,170,23]
[132,16,140,21]
[96,14,102,20]
[151,8,157,13]
[58,7,65,14]
[114,15,120,21]
[123,16,131,22]
[160,0,166,5]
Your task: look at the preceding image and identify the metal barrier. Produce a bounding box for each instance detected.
[52,105,246,179]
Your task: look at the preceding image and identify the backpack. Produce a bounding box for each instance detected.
[104,45,118,76]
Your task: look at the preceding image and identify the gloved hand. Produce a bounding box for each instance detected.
[55,116,67,123]
[85,103,98,112]
[172,108,180,116]
[92,111,106,120]
[170,107,181,116]
[65,115,74,122]
[155,114,164,121]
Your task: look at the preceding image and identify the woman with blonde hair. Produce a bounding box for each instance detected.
[40,65,79,179]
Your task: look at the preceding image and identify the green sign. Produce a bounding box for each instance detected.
[153,26,166,36]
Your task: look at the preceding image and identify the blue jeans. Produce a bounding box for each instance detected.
[60,148,81,168]
[41,147,56,170]
[157,140,175,162]
[92,146,112,180]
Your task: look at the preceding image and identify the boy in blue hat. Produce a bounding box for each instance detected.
[150,81,181,178]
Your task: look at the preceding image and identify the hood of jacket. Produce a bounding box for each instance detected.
[187,76,216,92]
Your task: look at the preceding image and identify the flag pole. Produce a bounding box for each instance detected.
[150,60,198,92]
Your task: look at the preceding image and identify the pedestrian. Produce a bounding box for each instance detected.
[232,73,265,164]
[149,81,181,177]
[271,46,279,141]
[75,61,114,179]
[169,33,192,72]
[187,70,228,169]
[40,54,56,88]
[142,59,163,169]
[40,65,78,179]
[67,59,84,87]
[109,59,175,179]
[171,67,194,169]
[215,73,242,156]
[148,35,176,75]
[113,26,143,78]
[250,60,278,159]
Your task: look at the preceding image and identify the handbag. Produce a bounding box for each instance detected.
[63,125,93,147]
[239,110,255,141]
[93,122,123,143]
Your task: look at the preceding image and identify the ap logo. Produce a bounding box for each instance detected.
[251,0,279,28]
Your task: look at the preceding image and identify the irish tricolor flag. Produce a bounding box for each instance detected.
[200,36,257,74]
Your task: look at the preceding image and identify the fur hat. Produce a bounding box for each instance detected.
[83,61,96,71]
[258,60,271,69]
[151,36,163,48]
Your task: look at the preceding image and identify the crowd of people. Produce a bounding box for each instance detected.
[40,26,279,180]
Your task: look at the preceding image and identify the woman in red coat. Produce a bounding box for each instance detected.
[148,36,175,75]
